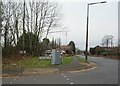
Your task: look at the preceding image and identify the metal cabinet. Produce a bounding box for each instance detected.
[51,49,61,65]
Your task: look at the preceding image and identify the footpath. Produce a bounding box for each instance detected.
[54,56,83,71]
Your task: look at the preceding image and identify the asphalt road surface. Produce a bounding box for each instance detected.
[2,56,118,84]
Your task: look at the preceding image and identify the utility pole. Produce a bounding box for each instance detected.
[0,1,3,46]
[85,1,106,61]
[0,3,3,85]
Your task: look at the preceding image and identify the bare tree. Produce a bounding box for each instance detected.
[102,35,114,47]
[45,2,62,38]
[1,0,62,57]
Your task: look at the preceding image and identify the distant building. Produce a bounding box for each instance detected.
[60,45,70,51]
[90,45,119,56]
[99,46,118,53]
[60,45,70,54]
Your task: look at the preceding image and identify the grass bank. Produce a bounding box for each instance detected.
[76,56,86,63]
[61,56,73,65]
[3,56,73,69]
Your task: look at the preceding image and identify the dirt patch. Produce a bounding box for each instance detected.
[2,68,59,78]
[23,68,59,75]
[69,61,97,73]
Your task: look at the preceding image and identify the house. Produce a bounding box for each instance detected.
[61,45,70,51]
[90,46,119,56]
[60,45,70,54]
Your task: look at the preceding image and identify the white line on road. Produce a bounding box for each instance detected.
[63,76,67,78]
[70,83,74,84]
[61,74,70,81]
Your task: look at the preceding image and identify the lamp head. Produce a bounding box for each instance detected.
[101,1,107,3]
[88,1,106,5]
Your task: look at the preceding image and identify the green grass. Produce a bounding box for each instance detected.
[76,56,85,63]
[16,56,73,68]
[62,56,72,65]
[16,57,52,68]
[3,56,73,69]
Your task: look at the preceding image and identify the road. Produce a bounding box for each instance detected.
[2,56,118,84]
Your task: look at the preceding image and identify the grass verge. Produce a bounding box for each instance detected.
[18,56,73,68]
[62,56,72,65]
[16,57,52,68]
[3,56,73,69]
[76,56,86,63]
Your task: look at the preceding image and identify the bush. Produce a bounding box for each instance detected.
[65,49,72,55]
[2,46,19,58]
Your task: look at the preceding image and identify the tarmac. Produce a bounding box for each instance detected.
[54,56,83,71]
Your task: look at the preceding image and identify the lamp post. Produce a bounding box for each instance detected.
[0,2,3,46]
[85,1,106,61]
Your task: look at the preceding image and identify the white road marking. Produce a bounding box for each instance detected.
[61,74,70,81]
[63,76,67,78]
[70,83,74,84]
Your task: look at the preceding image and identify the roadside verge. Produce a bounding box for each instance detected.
[2,60,97,78]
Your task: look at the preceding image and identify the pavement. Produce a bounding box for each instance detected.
[53,56,83,71]
[2,55,118,84]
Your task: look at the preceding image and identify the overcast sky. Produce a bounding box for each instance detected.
[48,0,119,50]
[10,0,119,50]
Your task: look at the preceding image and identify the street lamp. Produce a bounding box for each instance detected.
[85,1,106,61]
